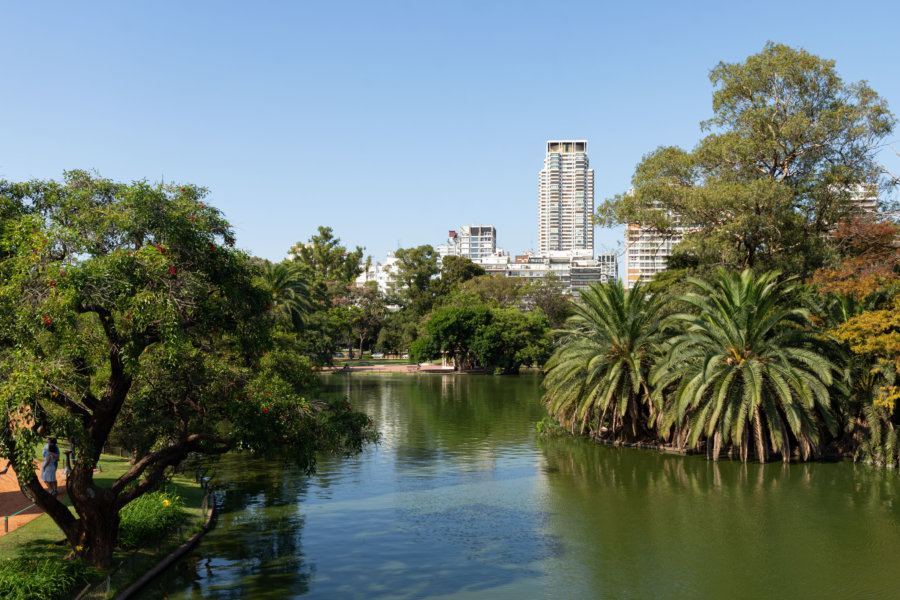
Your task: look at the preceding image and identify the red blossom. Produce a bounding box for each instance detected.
[169,266,176,275]
[263,350,268,355]
[208,243,215,250]
[42,315,52,325]
[262,408,269,414]
[263,392,269,397]
[181,187,186,192]
[190,215,196,221]
[125,312,132,320]
[49,280,56,287]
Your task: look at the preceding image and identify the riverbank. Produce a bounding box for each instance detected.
[321,362,456,374]
[0,454,208,599]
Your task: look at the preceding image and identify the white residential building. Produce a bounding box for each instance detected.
[624,223,690,289]
[538,141,594,255]
[437,225,498,261]
[849,183,878,214]
[355,252,400,295]
[482,249,616,294]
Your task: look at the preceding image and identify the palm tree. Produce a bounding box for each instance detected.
[543,280,666,442]
[652,269,840,463]
[260,261,314,329]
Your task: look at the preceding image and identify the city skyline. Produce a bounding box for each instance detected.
[2,2,899,264]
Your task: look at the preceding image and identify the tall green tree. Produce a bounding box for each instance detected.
[652,269,840,463]
[342,283,386,358]
[435,255,485,295]
[411,302,551,373]
[290,226,364,304]
[525,273,573,328]
[470,307,552,373]
[389,245,440,314]
[542,281,666,441]
[259,260,314,329]
[0,172,374,566]
[597,43,894,277]
[458,274,529,307]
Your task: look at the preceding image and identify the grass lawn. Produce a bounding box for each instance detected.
[0,452,209,598]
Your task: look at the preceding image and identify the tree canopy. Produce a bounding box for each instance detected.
[0,172,375,566]
[597,42,894,277]
[290,226,364,304]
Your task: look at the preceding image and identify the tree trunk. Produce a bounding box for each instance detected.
[740,425,749,463]
[713,430,722,461]
[77,497,121,567]
[753,406,768,463]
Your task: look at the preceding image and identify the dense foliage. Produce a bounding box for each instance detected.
[544,271,849,463]
[0,172,375,566]
[597,42,894,278]
[543,281,665,441]
[411,302,552,374]
[653,270,840,462]
[0,556,88,600]
[117,489,186,549]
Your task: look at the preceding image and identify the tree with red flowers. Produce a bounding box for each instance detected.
[0,171,375,567]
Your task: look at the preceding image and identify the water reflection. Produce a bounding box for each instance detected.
[136,456,315,599]
[143,374,900,600]
[538,438,900,599]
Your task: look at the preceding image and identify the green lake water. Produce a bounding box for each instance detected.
[139,373,900,599]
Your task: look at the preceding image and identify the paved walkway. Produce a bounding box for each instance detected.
[0,459,67,536]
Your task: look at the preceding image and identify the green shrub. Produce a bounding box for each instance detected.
[536,416,568,438]
[118,489,186,549]
[0,556,88,600]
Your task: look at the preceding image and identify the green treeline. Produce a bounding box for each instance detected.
[544,43,900,467]
[277,235,564,373]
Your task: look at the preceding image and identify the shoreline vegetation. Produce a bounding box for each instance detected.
[0,453,209,599]
[540,269,900,468]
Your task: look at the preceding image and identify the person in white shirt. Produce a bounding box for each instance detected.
[41,437,60,496]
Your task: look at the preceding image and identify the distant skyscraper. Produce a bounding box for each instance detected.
[538,141,594,255]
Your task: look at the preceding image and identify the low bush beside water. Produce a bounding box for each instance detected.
[118,489,186,549]
[536,416,568,438]
[0,556,88,600]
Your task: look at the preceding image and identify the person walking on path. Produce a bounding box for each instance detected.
[41,437,60,495]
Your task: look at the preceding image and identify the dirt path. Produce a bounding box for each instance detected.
[0,459,66,535]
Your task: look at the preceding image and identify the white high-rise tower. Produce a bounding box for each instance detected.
[538,140,594,255]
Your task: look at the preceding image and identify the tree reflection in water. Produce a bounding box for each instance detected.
[137,455,314,599]
[538,437,900,599]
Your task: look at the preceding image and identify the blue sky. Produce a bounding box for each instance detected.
[2,1,898,263]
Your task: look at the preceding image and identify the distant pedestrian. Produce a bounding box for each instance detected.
[41,437,60,495]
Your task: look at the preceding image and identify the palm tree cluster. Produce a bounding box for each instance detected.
[543,269,843,464]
